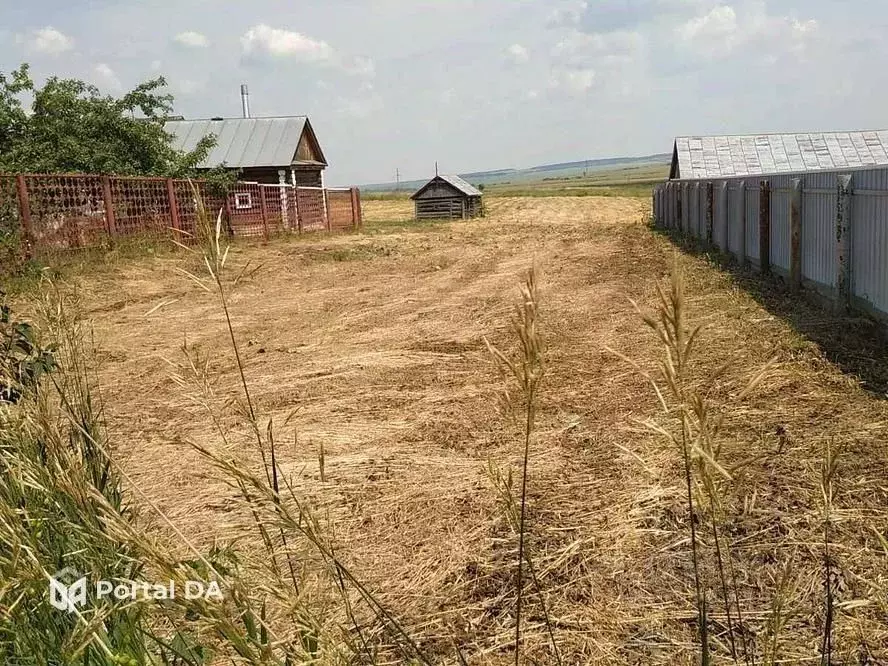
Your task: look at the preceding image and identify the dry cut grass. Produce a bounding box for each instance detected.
[33,196,888,664]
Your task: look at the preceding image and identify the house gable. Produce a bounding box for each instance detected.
[292,119,328,166]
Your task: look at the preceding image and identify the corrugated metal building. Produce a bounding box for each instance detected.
[411,174,483,220]
[164,116,328,186]
[654,128,888,322]
[670,130,888,180]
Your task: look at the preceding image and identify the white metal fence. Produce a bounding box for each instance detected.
[652,166,888,320]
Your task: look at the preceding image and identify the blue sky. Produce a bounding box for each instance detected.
[2,0,886,185]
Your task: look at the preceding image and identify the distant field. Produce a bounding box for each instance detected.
[363,162,669,200]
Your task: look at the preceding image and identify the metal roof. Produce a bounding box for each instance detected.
[164,117,309,169]
[410,174,483,199]
[437,174,483,196]
[672,131,888,180]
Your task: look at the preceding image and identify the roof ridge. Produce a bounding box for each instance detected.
[165,115,309,122]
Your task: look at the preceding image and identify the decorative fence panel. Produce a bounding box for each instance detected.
[0,173,362,256]
[652,165,888,321]
[295,187,327,232]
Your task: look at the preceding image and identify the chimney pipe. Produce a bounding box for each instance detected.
[240,84,251,118]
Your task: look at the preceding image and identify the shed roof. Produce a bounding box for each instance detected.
[411,174,482,199]
[164,116,326,169]
[671,131,888,180]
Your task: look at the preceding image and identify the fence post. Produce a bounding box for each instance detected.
[836,174,853,311]
[759,180,771,274]
[705,182,714,245]
[259,186,270,239]
[350,187,362,230]
[739,181,747,267]
[165,178,180,235]
[295,187,303,233]
[224,191,234,238]
[101,176,117,239]
[790,178,803,292]
[15,175,33,257]
[324,189,331,231]
[717,181,728,250]
[277,170,289,229]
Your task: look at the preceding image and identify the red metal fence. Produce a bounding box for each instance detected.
[0,173,363,255]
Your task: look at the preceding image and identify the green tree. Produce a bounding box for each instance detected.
[0,63,215,177]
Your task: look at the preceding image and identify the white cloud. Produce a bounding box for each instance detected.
[28,26,73,55]
[675,3,818,58]
[677,5,737,43]
[94,63,121,91]
[174,31,210,48]
[506,43,530,64]
[547,1,589,28]
[554,29,643,60]
[241,24,333,61]
[549,67,596,94]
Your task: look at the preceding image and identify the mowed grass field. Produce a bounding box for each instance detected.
[29,196,888,663]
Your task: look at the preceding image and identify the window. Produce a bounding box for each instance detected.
[234,193,253,210]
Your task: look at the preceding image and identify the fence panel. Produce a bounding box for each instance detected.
[260,184,287,233]
[727,181,744,258]
[0,172,362,257]
[744,182,760,262]
[852,189,888,312]
[770,177,791,274]
[110,177,171,239]
[25,175,109,249]
[227,183,265,237]
[296,187,326,231]
[714,183,728,251]
[800,189,836,288]
[327,189,356,230]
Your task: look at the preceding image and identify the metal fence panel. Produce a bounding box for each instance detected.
[801,189,836,287]
[770,180,791,273]
[852,189,888,312]
[714,182,728,251]
[727,181,744,258]
[745,182,760,262]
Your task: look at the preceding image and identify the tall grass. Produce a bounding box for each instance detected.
[485,268,561,665]
[611,255,783,665]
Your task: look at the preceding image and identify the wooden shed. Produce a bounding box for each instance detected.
[411,174,483,220]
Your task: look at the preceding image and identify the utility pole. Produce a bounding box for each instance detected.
[395,168,400,191]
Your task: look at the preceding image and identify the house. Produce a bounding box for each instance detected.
[669,130,888,180]
[164,116,328,186]
[410,174,483,220]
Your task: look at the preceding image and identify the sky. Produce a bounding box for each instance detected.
[2,0,888,186]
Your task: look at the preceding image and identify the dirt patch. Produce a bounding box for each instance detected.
[52,196,888,663]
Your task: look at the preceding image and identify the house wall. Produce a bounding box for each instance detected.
[212,166,323,187]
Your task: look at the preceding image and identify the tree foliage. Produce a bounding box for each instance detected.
[0,63,217,178]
